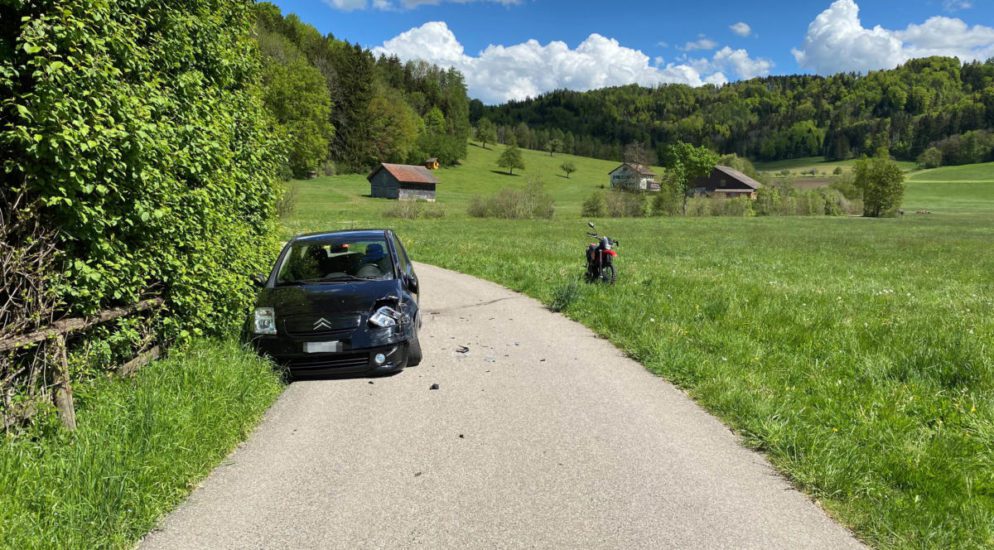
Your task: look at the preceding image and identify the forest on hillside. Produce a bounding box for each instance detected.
[475,57,994,166]
[255,3,471,177]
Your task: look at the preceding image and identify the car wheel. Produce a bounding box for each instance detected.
[407,331,423,367]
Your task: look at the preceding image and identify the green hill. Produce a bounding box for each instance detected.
[284,142,648,236]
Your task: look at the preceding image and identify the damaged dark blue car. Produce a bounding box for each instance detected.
[245,230,422,378]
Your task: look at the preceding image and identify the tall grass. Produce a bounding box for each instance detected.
[0,340,283,549]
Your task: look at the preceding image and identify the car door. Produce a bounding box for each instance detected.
[391,233,418,302]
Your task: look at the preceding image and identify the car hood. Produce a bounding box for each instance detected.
[258,279,401,318]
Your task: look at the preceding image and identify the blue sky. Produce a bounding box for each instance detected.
[271,0,994,103]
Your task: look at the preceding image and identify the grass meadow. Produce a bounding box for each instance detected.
[0,341,284,549]
[287,144,994,548]
[755,155,919,176]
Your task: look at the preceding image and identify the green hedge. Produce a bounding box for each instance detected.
[0,0,284,338]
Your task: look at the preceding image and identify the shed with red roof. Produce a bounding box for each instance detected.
[368,163,439,202]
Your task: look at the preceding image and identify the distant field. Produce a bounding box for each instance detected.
[909,162,994,183]
[283,142,635,235]
[287,144,994,549]
[756,156,918,178]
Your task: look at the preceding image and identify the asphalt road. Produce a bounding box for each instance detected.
[142,263,862,549]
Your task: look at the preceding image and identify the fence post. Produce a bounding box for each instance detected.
[50,335,77,431]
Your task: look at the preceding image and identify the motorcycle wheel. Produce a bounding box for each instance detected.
[601,265,616,285]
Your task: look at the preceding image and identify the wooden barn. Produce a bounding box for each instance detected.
[367,163,439,202]
[690,165,762,199]
[609,163,660,192]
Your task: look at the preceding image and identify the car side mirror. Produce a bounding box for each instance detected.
[404,274,419,293]
[251,273,268,288]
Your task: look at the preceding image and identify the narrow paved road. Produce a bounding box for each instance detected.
[143,263,861,549]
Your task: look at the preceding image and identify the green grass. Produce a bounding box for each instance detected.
[286,143,994,549]
[755,156,917,176]
[283,142,643,235]
[0,340,283,549]
[909,162,994,183]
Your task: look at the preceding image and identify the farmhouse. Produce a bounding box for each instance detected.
[609,163,660,192]
[690,165,762,199]
[368,163,439,202]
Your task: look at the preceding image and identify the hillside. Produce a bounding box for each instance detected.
[283,142,649,236]
[476,57,994,165]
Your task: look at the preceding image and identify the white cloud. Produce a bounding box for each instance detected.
[730,22,752,37]
[943,0,972,12]
[793,0,994,75]
[713,46,773,79]
[323,0,520,10]
[682,36,718,51]
[374,22,773,103]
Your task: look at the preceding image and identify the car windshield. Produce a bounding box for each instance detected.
[276,238,395,284]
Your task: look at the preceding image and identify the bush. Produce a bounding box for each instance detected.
[829,174,862,200]
[467,178,555,219]
[605,189,647,218]
[582,191,607,217]
[833,166,844,175]
[917,147,943,169]
[818,188,846,216]
[384,200,446,220]
[651,181,683,216]
[0,0,284,339]
[276,181,299,219]
[713,196,755,217]
[794,190,827,216]
[754,187,781,216]
[685,197,712,217]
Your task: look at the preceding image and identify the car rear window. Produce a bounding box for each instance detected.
[276,238,395,284]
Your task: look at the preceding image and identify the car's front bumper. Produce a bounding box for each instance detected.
[251,338,408,377]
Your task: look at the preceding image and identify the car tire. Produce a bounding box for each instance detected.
[407,332,423,367]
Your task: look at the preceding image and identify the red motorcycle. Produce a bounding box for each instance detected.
[585,222,618,285]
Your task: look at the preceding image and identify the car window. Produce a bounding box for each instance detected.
[276,238,395,284]
[392,234,412,274]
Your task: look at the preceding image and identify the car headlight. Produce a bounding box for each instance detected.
[253,307,277,335]
[369,306,401,328]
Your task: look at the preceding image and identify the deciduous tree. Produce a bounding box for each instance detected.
[498,140,525,175]
[855,150,905,217]
[477,118,497,149]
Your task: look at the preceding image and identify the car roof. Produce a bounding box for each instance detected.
[291,229,391,243]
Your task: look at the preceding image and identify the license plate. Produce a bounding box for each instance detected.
[304,341,342,354]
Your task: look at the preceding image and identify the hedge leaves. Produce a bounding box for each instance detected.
[1,0,285,337]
